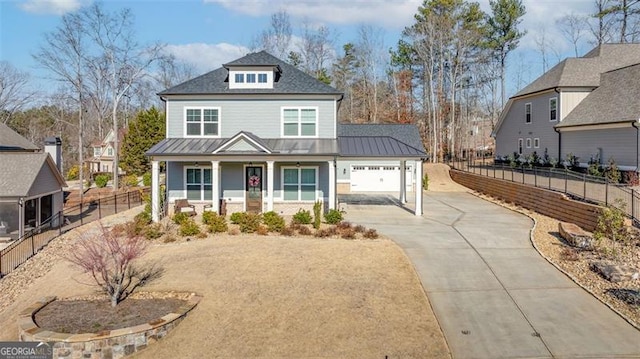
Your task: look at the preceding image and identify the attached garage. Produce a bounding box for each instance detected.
[350,164,413,192]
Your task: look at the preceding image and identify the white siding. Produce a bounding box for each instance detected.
[561,91,590,121]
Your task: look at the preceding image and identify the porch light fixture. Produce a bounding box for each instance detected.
[194,162,199,168]
[296,162,300,167]
[249,161,253,166]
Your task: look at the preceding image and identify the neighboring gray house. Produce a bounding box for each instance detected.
[146,51,427,221]
[493,43,640,168]
[0,123,66,240]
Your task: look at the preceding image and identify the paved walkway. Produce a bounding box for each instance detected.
[345,191,640,359]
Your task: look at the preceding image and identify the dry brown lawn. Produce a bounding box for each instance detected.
[0,212,449,358]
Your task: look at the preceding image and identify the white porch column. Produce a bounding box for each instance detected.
[267,160,274,211]
[400,160,407,203]
[211,161,220,213]
[151,160,160,222]
[328,160,336,210]
[415,160,423,216]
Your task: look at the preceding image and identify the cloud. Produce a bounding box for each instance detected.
[205,0,421,29]
[19,0,88,15]
[164,43,250,73]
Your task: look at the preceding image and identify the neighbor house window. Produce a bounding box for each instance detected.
[246,73,256,83]
[258,73,268,83]
[283,167,317,201]
[526,138,532,148]
[186,167,212,201]
[282,107,317,137]
[185,108,220,137]
[518,138,523,154]
[549,97,557,121]
[235,73,244,83]
[525,103,532,123]
[107,147,113,156]
[534,138,540,148]
[93,147,101,157]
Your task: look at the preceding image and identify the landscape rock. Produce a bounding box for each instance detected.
[590,261,639,282]
[558,222,594,249]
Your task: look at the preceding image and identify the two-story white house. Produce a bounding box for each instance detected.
[146,51,427,221]
[493,44,640,167]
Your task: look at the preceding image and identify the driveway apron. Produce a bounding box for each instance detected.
[345,191,640,359]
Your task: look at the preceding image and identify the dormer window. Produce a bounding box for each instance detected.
[229,69,274,89]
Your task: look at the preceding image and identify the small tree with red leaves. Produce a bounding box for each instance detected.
[66,221,157,307]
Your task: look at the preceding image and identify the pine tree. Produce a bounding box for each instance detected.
[120,107,165,175]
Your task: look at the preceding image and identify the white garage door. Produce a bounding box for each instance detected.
[350,165,413,192]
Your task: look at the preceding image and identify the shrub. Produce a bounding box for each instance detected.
[604,158,621,183]
[144,223,164,240]
[292,209,313,224]
[313,201,322,229]
[163,235,176,243]
[263,211,285,232]
[314,229,331,238]
[354,225,366,233]
[298,225,312,236]
[95,174,109,188]
[336,221,352,230]
[134,211,151,225]
[326,226,338,236]
[239,213,262,233]
[202,211,217,225]
[341,228,356,239]
[257,225,269,236]
[207,213,228,233]
[230,212,245,224]
[124,174,139,187]
[324,209,343,224]
[173,212,190,225]
[422,173,429,191]
[66,165,80,180]
[142,172,152,187]
[280,226,295,236]
[179,219,201,237]
[623,171,640,186]
[363,229,379,239]
[228,228,240,236]
[594,200,630,245]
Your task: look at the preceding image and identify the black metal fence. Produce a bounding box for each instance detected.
[0,188,149,277]
[449,160,640,225]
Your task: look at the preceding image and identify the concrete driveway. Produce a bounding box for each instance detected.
[345,191,640,359]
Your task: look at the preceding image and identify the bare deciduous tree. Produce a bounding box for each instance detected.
[557,13,588,57]
[0,61,35,124]
[254,10,292,59]
[66,221,160,307]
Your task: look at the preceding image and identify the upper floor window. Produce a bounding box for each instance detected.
[107,147,114,156]
[93,147,101,157]
[525,103,532,124]
[246,73,256,83]
[235,73,244,83]
[258,73,267,83]
[185,108,220,137]
[549,97,557,121]
[282,107,317,137]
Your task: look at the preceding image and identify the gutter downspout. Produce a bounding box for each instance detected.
[553,88,562,162]
[633,120,639,172]
[554,127,562,163]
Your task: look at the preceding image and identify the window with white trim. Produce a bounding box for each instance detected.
[107,147,113,156]
[186,167,212,201]
[93,147,101,157]
[258,73,267,83]
[282,107,317,137]
[282,167,317,201]
[185,108,220,137]
[246,73,256,83]
[549,97,557,121]
[534,138,540,148]
[235,73,244,83]
[525,103,532,123]
[526,138,532,148]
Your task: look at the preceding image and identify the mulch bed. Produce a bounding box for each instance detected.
[34,297,186,334]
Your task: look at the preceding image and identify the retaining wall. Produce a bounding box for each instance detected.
[450,170,603,232]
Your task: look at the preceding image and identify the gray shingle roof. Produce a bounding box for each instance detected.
[0,123,38,151]
[338,123,426,154]
[0,152,65,197]
[556,64,640,128]
[146,138,339,156]
[158,51,342,96]
[514,44,640,98]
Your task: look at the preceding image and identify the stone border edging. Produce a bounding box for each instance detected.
[19,292,202,358]
[467,191,640,332]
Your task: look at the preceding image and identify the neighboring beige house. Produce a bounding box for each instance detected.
[0,123,66,240]
[493,44,640,170]
[87,128,126,174]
